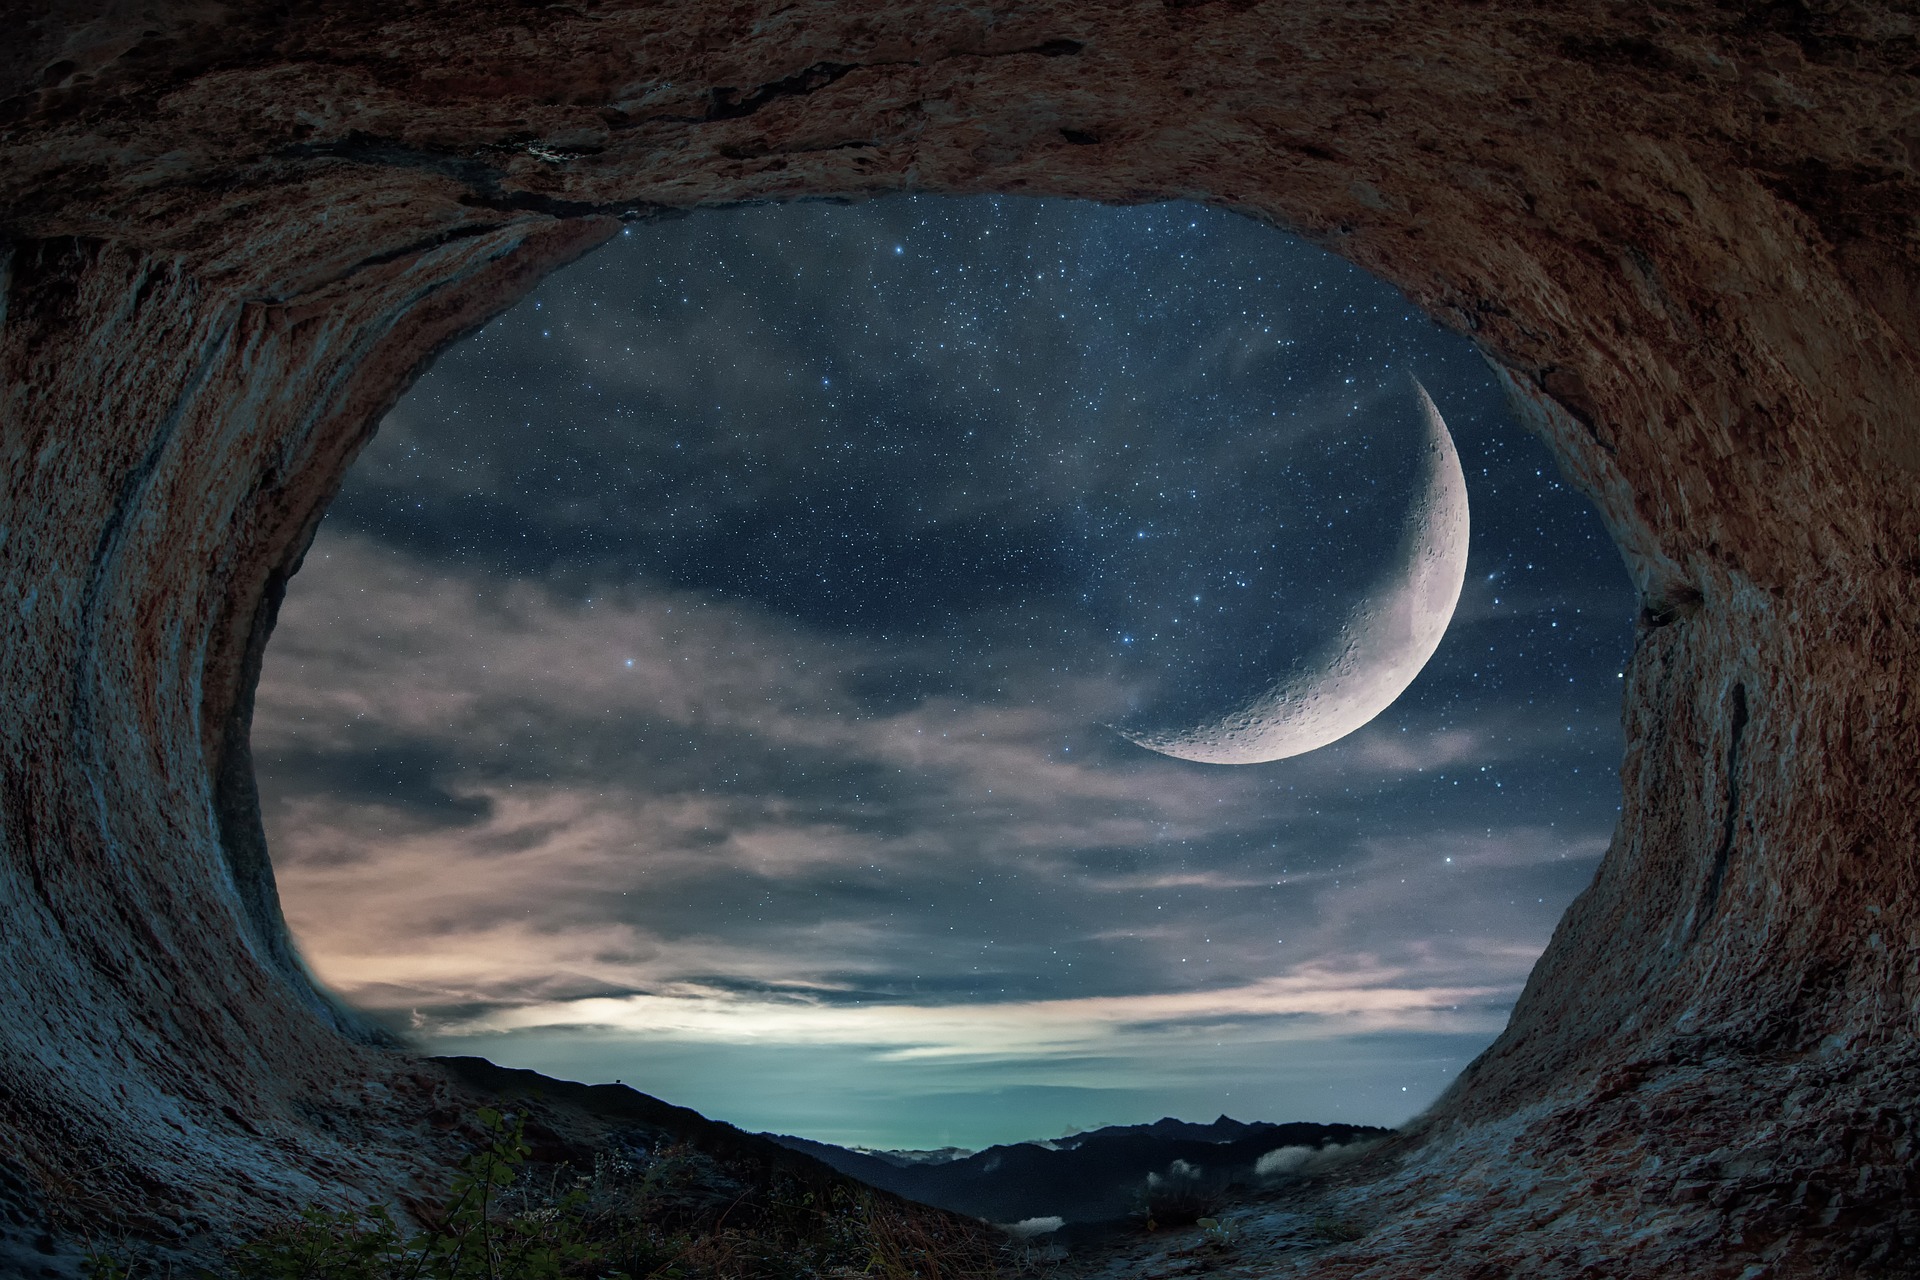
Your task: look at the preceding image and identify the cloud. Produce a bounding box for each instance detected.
[263,535,1604,1062]
[1254,1145,1315,1177]
[1080,870,1285,893]
[1357,827,1610,872]
[998,1217,1064,1239]
[1253,1137,1382,1179]
[417,954,1513,1065]
[259,538,1520,820]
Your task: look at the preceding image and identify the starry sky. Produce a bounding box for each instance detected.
[254,196,1634,1151]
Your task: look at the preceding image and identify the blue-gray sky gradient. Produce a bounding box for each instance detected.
[256,197,1633,1149]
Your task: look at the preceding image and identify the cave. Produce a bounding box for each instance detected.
[2,3,1917,1275]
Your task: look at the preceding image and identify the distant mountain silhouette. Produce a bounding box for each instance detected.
[1049,1114,1281,1148]
[767,1116,1391,1225]
[852,1146,976,1168]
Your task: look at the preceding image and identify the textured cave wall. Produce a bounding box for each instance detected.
[2,1,1917,1273]
[0,218,620,1263]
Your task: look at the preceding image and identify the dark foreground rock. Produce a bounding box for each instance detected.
[83,1055,1007,1277]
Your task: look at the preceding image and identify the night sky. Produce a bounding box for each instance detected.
[254,196,1635,1151]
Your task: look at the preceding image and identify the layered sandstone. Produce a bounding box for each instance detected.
[2,2,1917,1274]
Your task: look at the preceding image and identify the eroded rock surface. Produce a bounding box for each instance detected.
[2,3,1917,1274]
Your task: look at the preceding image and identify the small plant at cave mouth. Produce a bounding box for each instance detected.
[1131,1161,1224,1232]
[1194,1217,1234,1251]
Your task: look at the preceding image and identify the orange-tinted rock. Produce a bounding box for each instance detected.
[2,3,1917,1273]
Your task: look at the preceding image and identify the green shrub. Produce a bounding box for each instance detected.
[1131,1165,1223,1232]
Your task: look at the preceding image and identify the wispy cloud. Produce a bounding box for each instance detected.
[429,960,1516,1064]
[266,538,1594,1052]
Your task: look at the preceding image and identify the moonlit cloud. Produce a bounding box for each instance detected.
[434,963,1515,1062]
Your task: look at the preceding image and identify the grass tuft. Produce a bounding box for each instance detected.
[1130,1164,1224,1233]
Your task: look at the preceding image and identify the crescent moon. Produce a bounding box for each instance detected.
[1119,379,1470,765]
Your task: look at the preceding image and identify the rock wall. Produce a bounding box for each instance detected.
[2,2,1916,1273]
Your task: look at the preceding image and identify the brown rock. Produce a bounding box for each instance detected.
[2,2,1917,1274]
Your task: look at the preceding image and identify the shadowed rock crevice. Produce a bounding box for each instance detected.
[1690,679,1750,941]
[3,3,1918,1275]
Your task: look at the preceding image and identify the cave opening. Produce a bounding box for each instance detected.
[7,5,1917,1266]
[250,195,1636,1153]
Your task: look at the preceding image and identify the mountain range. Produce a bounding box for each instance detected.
[767,1116,1392,1227]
